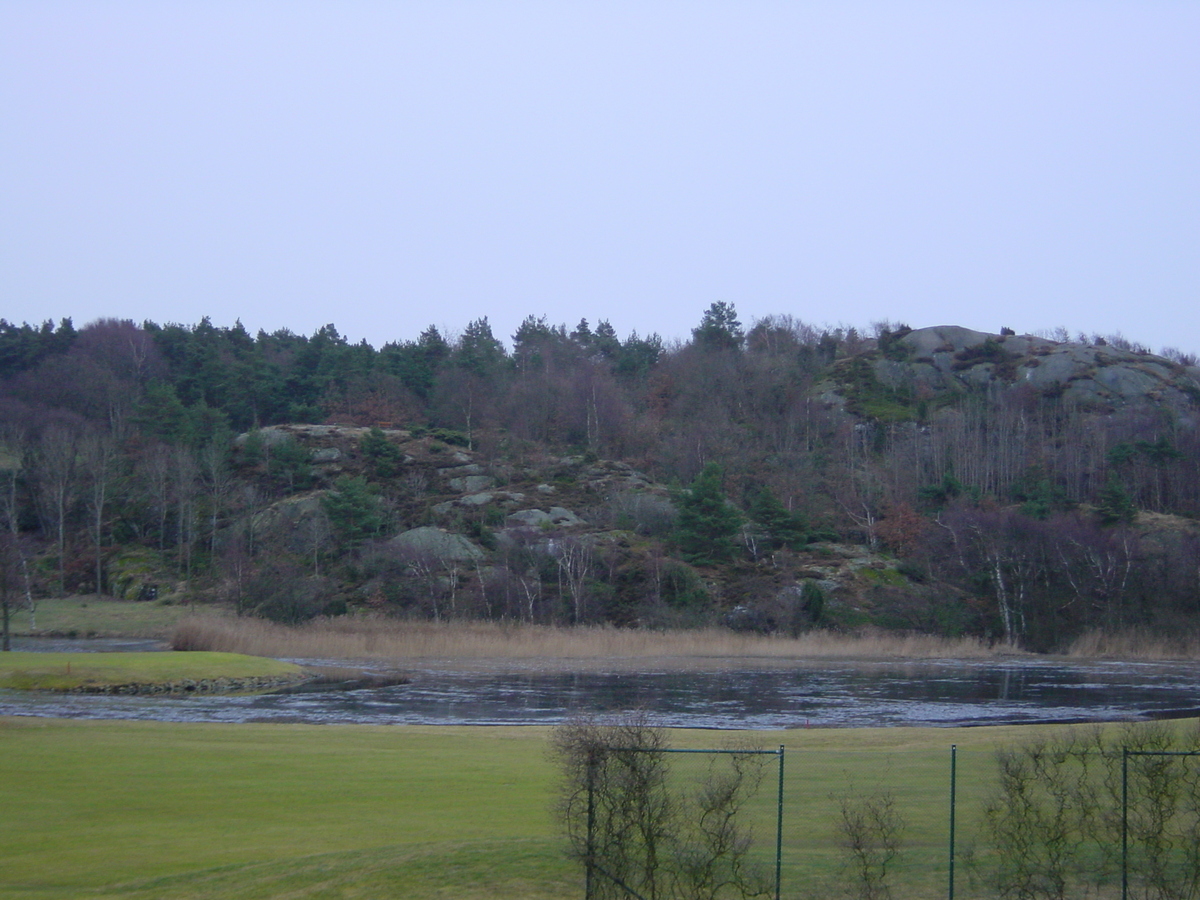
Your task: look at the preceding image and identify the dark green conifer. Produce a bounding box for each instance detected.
[1097,476,1136,525]
[748,486,807,549]
[674,463,743,565]
[360,427,403,480]
[322,475,383,546]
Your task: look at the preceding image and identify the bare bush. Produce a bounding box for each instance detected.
[835,787,906,900]
[983,723,1200,900]
[551,714,772,900]
[605,490,677,537]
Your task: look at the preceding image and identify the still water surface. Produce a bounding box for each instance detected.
[3,639,1200,729]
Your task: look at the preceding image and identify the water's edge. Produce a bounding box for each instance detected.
[3,639,1199,729]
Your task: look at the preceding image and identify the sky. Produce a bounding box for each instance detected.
[2,2,1198,353]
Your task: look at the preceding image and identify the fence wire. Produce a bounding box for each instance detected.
[582,746,784,900]
[578,727,1200,900]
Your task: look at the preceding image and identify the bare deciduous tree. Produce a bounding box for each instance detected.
[80,428,117,595]
[30,420,82,596]
[835,787,906,900]
[552,714,772,900]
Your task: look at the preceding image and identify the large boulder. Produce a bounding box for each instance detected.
[387,526,483,562]
[251,493,329,554]
[506,507,587,528]
[448,475,495,492]
[846,326,1200,414]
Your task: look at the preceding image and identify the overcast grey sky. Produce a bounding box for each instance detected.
[2,2,1197,352]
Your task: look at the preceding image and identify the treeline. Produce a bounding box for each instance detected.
[0,308,1198,650]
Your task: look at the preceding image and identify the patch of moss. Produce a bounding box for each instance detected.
[859,567,906,587]
[876,326,913,361]
[836,357,919,424]
[108,548,172,602]
[429,428,469,447]
[950,339,1021,381]
[821,603,871,630]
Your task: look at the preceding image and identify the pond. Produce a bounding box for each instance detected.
[3,639,1200,729]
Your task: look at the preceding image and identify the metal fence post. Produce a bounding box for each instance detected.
[1122,747,1128,900]
[949,744,957,900]
[1120,748,1200,900]
[586,751,596,900]
[776,745,785,900]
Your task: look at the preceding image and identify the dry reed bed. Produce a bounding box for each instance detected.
[1065,628,1200,660]
[173,615,1008,667]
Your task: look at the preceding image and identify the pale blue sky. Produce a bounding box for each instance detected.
[2,2,1197,351]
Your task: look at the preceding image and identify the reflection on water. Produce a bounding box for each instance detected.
[2,654,1199,729]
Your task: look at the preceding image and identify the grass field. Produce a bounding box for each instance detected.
[10,595,190,639]
[0,719,575,900]
[0,652,303,691]
[5,716,1181,900]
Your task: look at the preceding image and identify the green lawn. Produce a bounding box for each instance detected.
[0,652,303,691]
[0,719,576,900]
[3,716,1193,899]
[11,595,194,639]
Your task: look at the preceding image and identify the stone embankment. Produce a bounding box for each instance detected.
[64,675,309,695]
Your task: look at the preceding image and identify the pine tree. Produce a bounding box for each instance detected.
[1096,476,1136,526]
[748,486,807,550]
[691,302,744,351]
[360,427,403,480]
[322,475,383,546]
[674,464,743,564]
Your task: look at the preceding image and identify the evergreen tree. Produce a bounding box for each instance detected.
[455,317,506,376]
[133,381,191,444]
[615,330,662,378]
[1011,467,1070,520]
[381,325,448,401]
[917,469,967,510]
[321,475,383,546]
[593,320,621,359]
[748,486,807,549]
[1097,476,1136,525]
[268,438,313,492]
[360,426,403,480]
[691,302,744,351]
[674,463,743,564]
[570,318,593,350]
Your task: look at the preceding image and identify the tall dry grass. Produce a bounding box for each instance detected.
[1065,628,1200,660]
[172,614,1004,667]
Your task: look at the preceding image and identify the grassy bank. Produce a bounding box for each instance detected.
[0,652,303,691]
[4,716,1188,899]
[9,595,190,639]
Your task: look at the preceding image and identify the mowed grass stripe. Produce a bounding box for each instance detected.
[97,841,575,900]
[0,720,562,898]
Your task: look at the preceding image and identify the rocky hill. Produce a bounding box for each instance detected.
[4,314,1199,651]
[822,325,1200,423]
[205,423,957,633]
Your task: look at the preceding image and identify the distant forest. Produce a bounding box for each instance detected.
[1,307,1198,651]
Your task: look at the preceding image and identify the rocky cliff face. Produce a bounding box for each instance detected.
[825,325,1200,421]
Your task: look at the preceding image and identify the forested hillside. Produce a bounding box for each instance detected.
[1,306,1198,651]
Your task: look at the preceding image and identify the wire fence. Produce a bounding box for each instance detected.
[582,746,784,900]
[578,730,1200,900]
